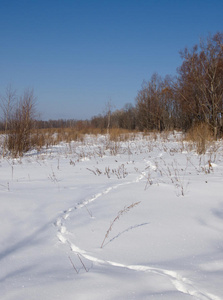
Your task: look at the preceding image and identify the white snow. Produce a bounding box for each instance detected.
[0,133,223,299]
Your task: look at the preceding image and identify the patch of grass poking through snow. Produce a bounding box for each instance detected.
[101,201,141,248]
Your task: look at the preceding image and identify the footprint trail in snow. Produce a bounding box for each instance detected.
[54,174,220,300]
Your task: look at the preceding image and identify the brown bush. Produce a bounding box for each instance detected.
[186,123,213,154]
[6,89,36,156]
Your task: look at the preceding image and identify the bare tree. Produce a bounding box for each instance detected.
[135,73,174,132]
[121,103,136,130]
[104,100,113,134]
[177,32,223,138]
[0,85,17,155]
[7,88,37,156]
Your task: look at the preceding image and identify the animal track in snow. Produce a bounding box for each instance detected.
[54,174,221,300]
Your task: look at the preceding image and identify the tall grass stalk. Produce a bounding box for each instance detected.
[101,201,141,248]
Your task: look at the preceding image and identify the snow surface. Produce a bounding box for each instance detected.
[0,133,223,300]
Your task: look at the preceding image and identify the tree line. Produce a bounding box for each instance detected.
[0,32,223,155]
[35,32,221,138]
[91,32,223,138]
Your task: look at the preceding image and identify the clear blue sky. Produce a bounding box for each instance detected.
[0,0,222,120]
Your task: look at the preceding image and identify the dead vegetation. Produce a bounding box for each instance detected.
[185,123,214,154]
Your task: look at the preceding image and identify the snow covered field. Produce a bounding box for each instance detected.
[1,132,223,300]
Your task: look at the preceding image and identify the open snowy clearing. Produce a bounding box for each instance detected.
[0,133,223,300]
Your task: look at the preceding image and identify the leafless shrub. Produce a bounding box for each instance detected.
[5,89,37,156]
[0,85,17,155]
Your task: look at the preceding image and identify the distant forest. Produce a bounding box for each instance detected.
[1,32,223,139]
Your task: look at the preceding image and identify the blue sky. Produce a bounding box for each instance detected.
[0,0,222,120]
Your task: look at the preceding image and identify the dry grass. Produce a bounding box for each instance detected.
[101,201,141,248]
[30,128,137,150]
[4,124,219,158]
[108,128,137,142]
[186,123,214,154]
